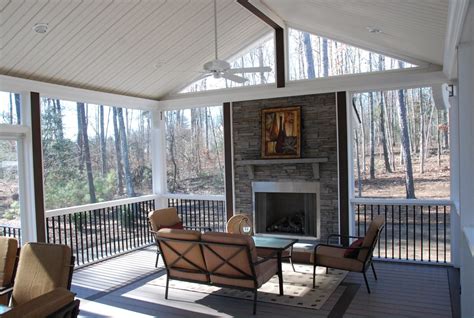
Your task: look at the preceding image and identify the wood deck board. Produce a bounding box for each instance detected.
[72,247,455,317]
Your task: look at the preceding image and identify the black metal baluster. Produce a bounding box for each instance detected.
[58,216,62,244]
[413,205,416,261]
[398,205,401,260]
[357,204,360,237]
[444,205,447,263]
[384,205,387,258]
[405,205,408,260]
[85,212,90,263]
[363,204,367,235]
[421,205,424,262]
[428,205,431,262]
[46,217,51,243]
[436,205,439,263]
[93,210,99,261]
[63,215,68,247]
[52,216,56,244]
[391,205,394,259]
[111,206,117,254]
[79,213,85,265]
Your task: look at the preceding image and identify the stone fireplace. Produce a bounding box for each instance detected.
[252,181,320,239]
[232,92,339,240]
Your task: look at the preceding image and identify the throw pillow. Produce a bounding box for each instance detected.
[344,238,364,258]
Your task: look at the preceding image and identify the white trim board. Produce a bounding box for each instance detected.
[443,0,470,80]
[0,75,160,111]
[160,66,447,109]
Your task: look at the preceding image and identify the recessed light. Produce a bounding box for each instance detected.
[366,26,382,34]
[33,23,48,34]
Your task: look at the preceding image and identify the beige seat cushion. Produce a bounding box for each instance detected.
[157,229,208,282]
[148,208,181,232]
[312,245,363,272]
[0,237,18,305]
[11,243,71,307]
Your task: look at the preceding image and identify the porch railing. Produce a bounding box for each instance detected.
[165,194,227,232]
[351,198,451,263]
[0,225,21,243]
[46,195,157,267]
[45,193,227,267]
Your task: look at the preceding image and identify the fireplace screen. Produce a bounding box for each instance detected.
[254,192,317,237]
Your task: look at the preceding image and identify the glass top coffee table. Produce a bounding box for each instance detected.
[253,236,298,295]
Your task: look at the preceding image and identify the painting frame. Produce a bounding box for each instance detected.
[261,106,301,159]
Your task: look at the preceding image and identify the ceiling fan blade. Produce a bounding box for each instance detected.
[221,73,248,83]
[227,66,272,74]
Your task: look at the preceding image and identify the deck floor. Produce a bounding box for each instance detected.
[72,246,456,318]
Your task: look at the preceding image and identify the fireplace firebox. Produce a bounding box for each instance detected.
[252,181,320,239]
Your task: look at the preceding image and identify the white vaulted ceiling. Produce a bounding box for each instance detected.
[0,0,271,100]
[261,0,449,66]
[0,0,450,100]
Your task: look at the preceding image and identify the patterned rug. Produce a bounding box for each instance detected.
[150,263,347,310]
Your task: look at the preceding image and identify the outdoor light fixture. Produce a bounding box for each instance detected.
[33,23,48,34]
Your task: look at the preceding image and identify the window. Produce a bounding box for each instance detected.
[41,98,152,210]
[0,140,21,229]
[165,106,224,195]
[0,91,21,124]
[352,87,449,199]
[288,28,416,81]
[180,34,275,93]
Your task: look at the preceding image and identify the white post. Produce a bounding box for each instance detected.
[151,110,167,209]
[449,85,461,267]
[19,92,37,243]
[346,92,355,236]
[457,3,474,316]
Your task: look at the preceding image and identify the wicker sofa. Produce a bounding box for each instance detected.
[154,229,280,314]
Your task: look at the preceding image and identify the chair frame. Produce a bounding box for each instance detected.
[156,235,281,315]
[148,218,212,268]
[312,224,385,293]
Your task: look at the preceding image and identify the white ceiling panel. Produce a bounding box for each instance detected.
[262,0,449,65]
[0,0,449,99]
[0,0,271,99]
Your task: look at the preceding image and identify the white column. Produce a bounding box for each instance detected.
[19,92,37,243]
[151,110,167,209]
[457,2,474,316]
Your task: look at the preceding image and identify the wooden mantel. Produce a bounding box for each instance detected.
[236,158,328,180]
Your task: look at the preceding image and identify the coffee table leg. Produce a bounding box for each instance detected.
[277,251,283,295]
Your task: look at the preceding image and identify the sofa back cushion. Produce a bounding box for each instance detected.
[156,229,206,274]
[201,232,256,279]
[148,208,181,232]
[357,215,385,262]
[12,243,72,307]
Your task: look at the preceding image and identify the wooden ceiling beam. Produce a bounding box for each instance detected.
[237,0,285,88]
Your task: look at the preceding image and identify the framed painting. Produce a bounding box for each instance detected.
[261,106,301,159]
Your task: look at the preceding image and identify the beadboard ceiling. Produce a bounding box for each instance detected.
[0,0,271,100]
[0,0,449,100]
[261,0,449,66]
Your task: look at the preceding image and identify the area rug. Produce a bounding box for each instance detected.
[149,264,347,310]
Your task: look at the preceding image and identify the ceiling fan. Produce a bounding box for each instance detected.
[202,0,272,83]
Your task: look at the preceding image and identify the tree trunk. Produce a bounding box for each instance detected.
[397,87,416,199]
[442,110,449,149]
[369,91,376,179]
[77,104,84,173]
[419,88,425,174]
[117,107,135,197]
[378,55,391,173]
[14,93,21,123]
[303,32,315,79]
[99,105,107,176]
[77,102,97,203]
[112,107,124,195]
[322,38,329,77]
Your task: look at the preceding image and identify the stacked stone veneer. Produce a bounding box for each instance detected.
[232,92,339,240]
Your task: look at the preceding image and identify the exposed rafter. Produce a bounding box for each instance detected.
[237,0,285,88]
